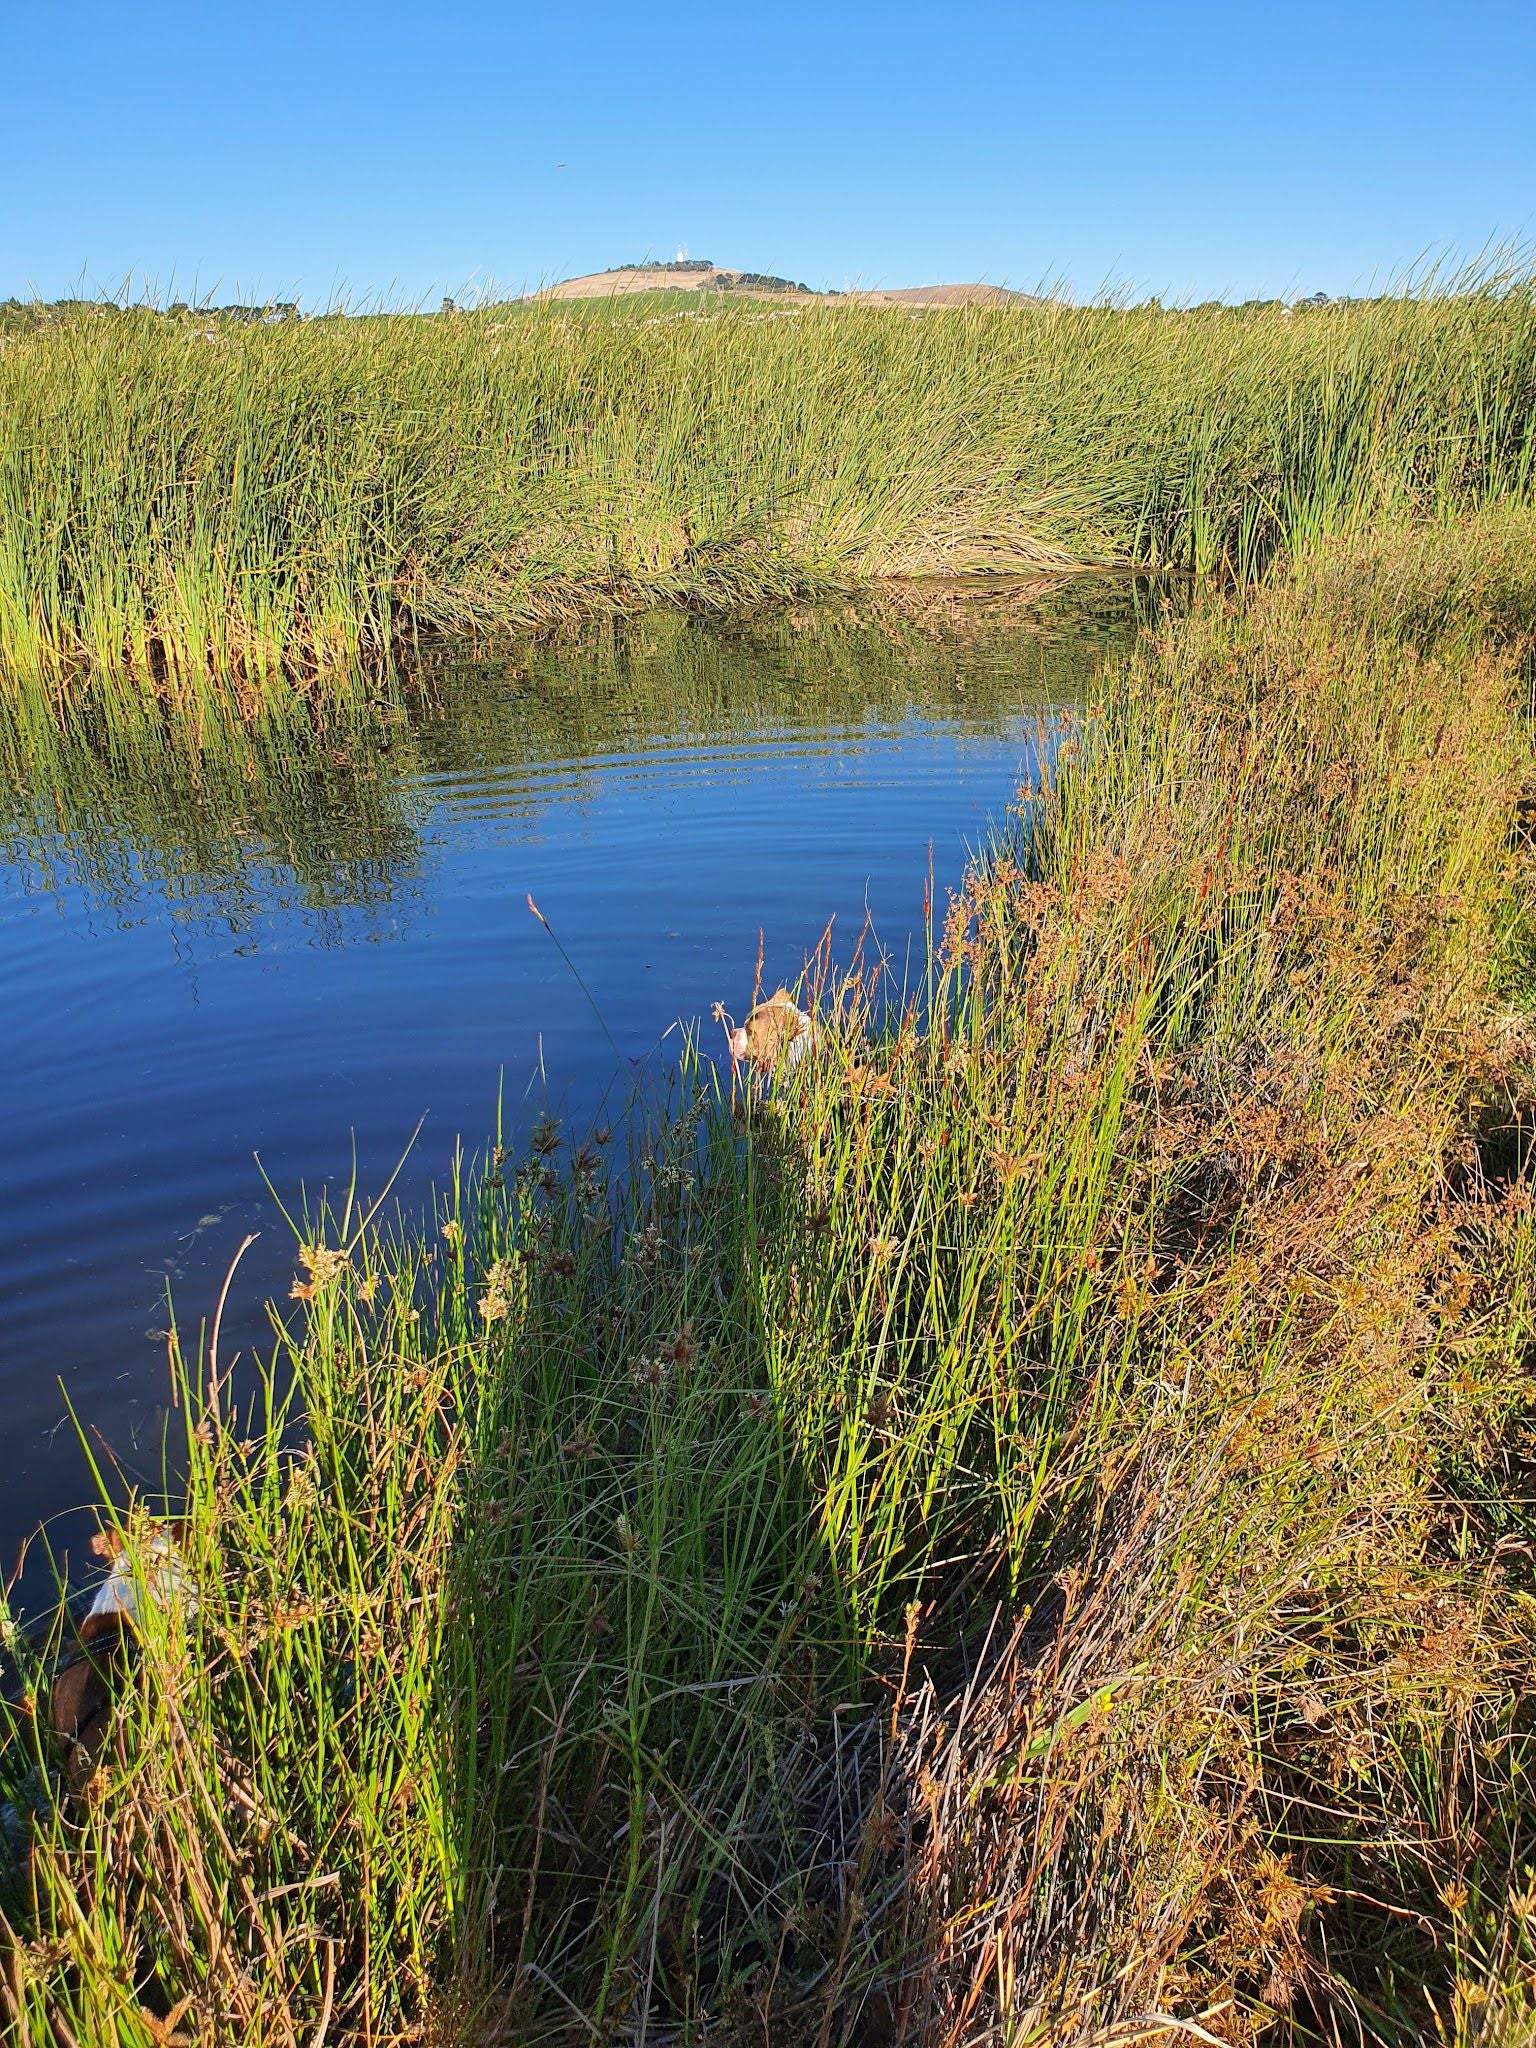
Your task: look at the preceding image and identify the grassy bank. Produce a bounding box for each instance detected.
[3,511,1533,2044]
[4,280,1536,709]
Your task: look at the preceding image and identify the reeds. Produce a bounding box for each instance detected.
[2,510,1532,2044]
[4,275,1536,711]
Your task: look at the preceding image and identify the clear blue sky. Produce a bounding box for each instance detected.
[5,0,1533,306]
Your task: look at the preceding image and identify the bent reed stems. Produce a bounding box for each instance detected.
[4,272,1536,712]
[2,511,1534,2045]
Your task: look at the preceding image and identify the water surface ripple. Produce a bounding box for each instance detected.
[0,588,1137,1585]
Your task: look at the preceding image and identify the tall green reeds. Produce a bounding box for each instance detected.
[3,511,1533,2044]
[5,275,1536,710]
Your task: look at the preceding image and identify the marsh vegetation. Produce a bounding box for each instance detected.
[4,278,1536,710]
[0,296,1534,2047]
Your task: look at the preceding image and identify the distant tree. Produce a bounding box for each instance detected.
[0,296,142,333]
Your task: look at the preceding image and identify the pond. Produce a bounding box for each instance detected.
[0,579,1140,1598]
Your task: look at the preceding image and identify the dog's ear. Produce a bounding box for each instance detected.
[50,1611,134,1787]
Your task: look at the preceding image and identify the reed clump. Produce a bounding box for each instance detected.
[4,277,1536,710]
[2,512,1534,2045]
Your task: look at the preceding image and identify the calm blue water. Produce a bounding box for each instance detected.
[0,589,1134,1586]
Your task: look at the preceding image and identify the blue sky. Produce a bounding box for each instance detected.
[4,0,1533,306]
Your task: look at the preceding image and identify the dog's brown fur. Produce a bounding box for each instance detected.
[729,990,812,1071]
[48,1608,137,1788]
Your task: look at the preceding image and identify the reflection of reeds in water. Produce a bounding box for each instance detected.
[3,513,1534,2045]
[0,583,1141,924]
[4,276,1536,707]
[413,575,1145,769]
[0,694,428,935]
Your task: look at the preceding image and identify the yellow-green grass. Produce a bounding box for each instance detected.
[4,276,1536,711]
[2,513,1534,2045]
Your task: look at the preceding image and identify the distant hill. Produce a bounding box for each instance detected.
[851,282,1038,307]
[530,262,1038,308]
